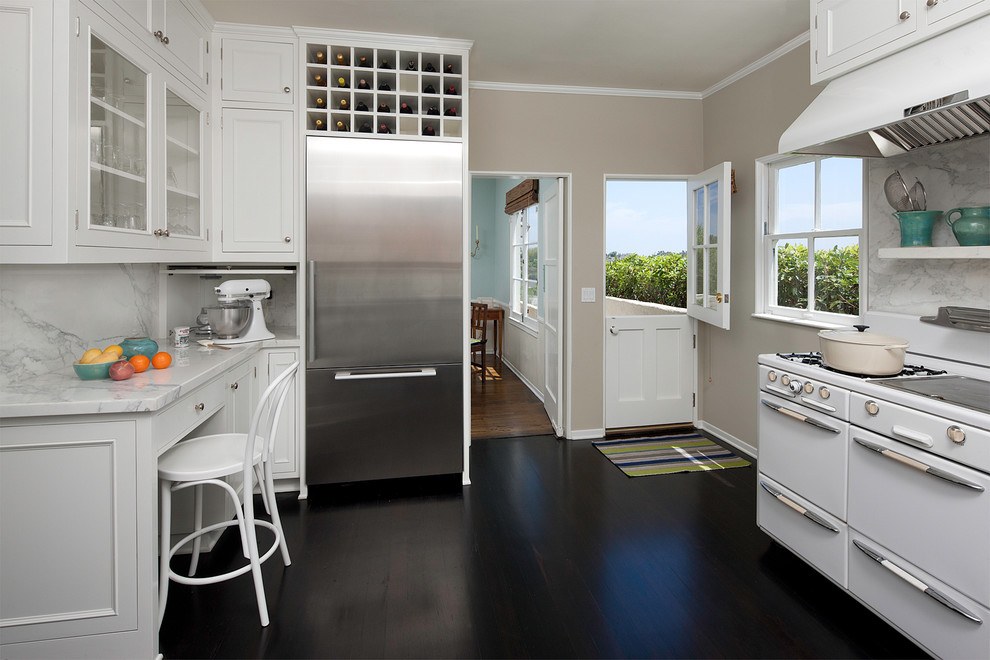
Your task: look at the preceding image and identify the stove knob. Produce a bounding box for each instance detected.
[947,426,966,445]
[819,386,831,399]
[780,374,791,386]
[788,379,803,394]
[767,370,777,382]
[803,382,815,394]
[865,400,880,416]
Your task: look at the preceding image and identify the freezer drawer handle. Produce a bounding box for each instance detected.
[761,399,840,434]
[853,539,982,624]
[853,437,985,492]
[759,480,839,533]
[334,368,438,380]
[307,261,316,364]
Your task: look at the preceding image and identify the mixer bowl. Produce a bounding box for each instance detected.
[205,303,251,339]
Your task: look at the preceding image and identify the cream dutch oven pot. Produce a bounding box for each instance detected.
[818,325,910,376]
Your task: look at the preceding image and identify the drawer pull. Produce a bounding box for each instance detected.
[759,481,839,533]
[853,540,982,624]
[765,384,796,398]
[334,367,437,381]
[891,424,934,448]
[854,438,984,491]
[194,403,205,412]
[761,399,840,434]
[799,396,836,413]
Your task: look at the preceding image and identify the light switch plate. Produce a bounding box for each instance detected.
[581,287,595,302]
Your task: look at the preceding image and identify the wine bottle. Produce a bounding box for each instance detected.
[339,98,348,110]
[337,77,348,88]
[356,100,369,112]
[314,118,325,130]
[423,125,436,136]
[444,63,454,74]
[335,52,345,65]
[423,83,436,94]
[358,122,372,133]
[314,50,325,63]
[400,102,413,114]
[315,96,326,108]
[377,102,390,113]
[378,122,391,134]
[427,106,439,116]
[335,120,349,132]
[378,81,391,91]
[424,62,436,73]
[357,78,370,90]
[358,55,369,67]
[405,60,416,71]
[379,58,392,69]
[446,83,457,95]
[312,73,325,86]
[444,106,457,116]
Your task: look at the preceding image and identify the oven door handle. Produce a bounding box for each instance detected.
[761,399,840,434]
[853,539,983,624]
[853,437,985,492]
[759,480,839,533]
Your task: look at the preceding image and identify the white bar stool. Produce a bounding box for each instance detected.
[157,361,299,628]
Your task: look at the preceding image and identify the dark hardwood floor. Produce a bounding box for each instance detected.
[471,357,554,439]
[159,435,926,659]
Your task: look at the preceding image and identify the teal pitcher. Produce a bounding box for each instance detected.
[894,211,940,247]
[945,206,990,246]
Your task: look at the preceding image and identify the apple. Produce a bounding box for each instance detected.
[109,359,135,381]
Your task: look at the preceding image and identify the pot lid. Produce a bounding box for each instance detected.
[819,329,909,348]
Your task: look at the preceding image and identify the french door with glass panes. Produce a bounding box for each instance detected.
[687,163,732,330]
[75,4,207,253]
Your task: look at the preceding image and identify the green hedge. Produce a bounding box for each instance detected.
[605,244,859,315]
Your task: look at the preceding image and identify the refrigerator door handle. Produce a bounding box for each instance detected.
[308,260,316,364]
[334,368,438,380]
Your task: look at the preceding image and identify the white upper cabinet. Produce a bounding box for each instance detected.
[811,0,990,82]
[102,0,211,90]
[221,37,295,105]
[0,0,54,249]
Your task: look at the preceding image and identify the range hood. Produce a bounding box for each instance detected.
[780,15,990,157]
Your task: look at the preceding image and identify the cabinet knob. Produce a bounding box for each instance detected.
[163,228,170,237]
[284,86,291,93]
[230,382,239,390]
[284,236,292,243]
[153,228,163,237]
[865,400,880,416]
[162,35,169,45]
[926,0,938,6]
[195,403,205,412]
[899,10,911,19]
[947,425,966,445]
[154,29,164,41]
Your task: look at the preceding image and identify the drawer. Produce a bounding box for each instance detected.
[758,392,849,519]
[154,378,226,454]
[849,427,990,607]
[849,532,989,660]
[758,473,847,587]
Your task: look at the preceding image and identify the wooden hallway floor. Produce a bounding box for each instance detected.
[158,435,925,659]
[471,357,554,439]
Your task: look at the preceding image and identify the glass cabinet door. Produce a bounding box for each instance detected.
[88,33,150,237]
[164,87,202,241]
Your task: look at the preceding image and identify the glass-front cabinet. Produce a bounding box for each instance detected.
[77,5,207,254]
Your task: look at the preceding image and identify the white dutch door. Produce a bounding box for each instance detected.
[542,178,564,436]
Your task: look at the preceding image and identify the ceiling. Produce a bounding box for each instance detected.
[201,0,809,94]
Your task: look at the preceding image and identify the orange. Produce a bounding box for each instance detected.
[151,352,172,369]
[129,354,151,373]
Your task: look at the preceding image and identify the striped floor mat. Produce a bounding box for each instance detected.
[593,433,751,477]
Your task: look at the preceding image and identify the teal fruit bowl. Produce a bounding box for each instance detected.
[120,337,159,359]
[73,361,113,380]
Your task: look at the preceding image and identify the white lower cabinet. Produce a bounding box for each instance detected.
[263,348,300,476]
[226,356,257,434]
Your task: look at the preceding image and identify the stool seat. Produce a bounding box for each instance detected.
[158,433,264,482]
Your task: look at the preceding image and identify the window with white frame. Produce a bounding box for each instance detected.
[757,155,864,325]
[510,204,539,329]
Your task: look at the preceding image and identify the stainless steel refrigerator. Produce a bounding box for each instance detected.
[305,136,463,485]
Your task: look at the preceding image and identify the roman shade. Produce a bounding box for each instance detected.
[504,179,539,215]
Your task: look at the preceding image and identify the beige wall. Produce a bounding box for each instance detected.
[699,44,823,447]
[468,90,703,434]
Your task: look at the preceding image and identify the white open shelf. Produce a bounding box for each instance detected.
[878,245,990,259]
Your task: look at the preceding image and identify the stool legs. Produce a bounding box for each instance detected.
[242,485,270,627]
[264,461,291,566]
[188,484,203,576]
[158,479,172,630]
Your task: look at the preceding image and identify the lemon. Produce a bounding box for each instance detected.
[79,348,102,364]
[103,344,124,357]
[91,352,120,364]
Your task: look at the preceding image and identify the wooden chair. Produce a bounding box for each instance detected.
[470,302,488,388]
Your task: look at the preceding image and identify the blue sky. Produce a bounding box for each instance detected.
[606,180,687,255]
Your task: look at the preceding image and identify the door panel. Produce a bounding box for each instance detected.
[542,178,563,436]
[687,162,731,329]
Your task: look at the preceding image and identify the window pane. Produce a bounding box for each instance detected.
[693,188,704,247]
[517,248,526,279]
[707,181,718,244]
[528,246,538,283]
[821,158,863,231]
[814,236,859,315]
[707,247,718,309]
[694,247,704,306]
[775,238,808,310]
[776,161,814,233]
[527,209,538,243]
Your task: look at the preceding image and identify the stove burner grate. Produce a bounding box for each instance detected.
[775,351,947,378]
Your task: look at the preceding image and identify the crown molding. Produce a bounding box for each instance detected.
[469,81,702,101]
[701,31,810,99]
[293,26,473,53]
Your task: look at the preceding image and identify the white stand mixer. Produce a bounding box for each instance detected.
[213,279,276,345]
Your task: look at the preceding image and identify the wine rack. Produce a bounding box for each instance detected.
[304,42,463,140]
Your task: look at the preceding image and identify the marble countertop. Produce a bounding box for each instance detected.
[0,341,264,419]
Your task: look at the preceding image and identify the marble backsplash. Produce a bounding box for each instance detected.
[868,134,990,316]
[0,264,159,387]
